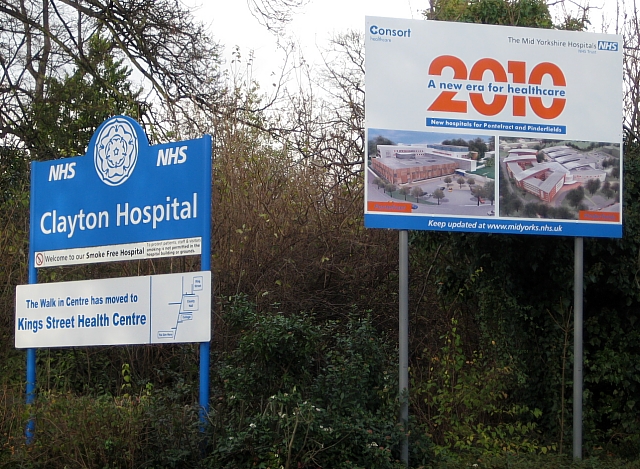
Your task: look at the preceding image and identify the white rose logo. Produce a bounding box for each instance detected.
[94,117,138,185]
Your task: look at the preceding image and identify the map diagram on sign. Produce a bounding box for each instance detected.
[156,275,204,341]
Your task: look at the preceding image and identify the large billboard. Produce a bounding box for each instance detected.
[365,18,623,237]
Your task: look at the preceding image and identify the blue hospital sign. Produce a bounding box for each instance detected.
[30,116,212,255]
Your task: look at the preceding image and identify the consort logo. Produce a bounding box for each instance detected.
[369,25,412,38]
[94,117,138,186]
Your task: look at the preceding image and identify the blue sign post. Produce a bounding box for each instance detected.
[24,115,212,438]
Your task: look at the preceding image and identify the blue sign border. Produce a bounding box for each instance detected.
[30,116,212,253]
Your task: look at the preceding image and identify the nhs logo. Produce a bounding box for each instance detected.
[48,162,76,181]
[157,146,187,166]
[598,41,619,51]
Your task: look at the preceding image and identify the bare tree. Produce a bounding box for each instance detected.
[433,188,445,205]
[585,178,601,195]
[0,0,222,151]
[411,186,425,199]
[547,0,638,139]
[247,0,310,34]
[471,185,484,206]
[285,31,365,184]
[467,178,476,190]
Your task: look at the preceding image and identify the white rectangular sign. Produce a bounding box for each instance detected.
[15,271,211,348]
[365,17,623,238]
[33,237,202,268]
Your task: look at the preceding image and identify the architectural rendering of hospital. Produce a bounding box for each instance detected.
[371,144,477,185]
[503,145,608,202]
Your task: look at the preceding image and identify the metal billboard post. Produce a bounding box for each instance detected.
[573,237,584,459]
[399,230,409,466]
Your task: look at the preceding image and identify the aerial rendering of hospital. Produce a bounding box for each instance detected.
[371,144,477,184]
[503,145,608,202]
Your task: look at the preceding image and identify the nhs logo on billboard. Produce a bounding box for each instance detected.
[30,115,212,253]
[598,41,619,51]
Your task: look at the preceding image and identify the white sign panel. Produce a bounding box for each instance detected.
[15,271,211,348]
[365,18,623,238]
[34,237,202,268]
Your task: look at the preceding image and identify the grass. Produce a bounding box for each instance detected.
[470,166,495,179]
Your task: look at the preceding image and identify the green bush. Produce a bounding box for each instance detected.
[1,387,203,469]
[414,318,553,459]
[5,393,145,468]
[208,297,433,468]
